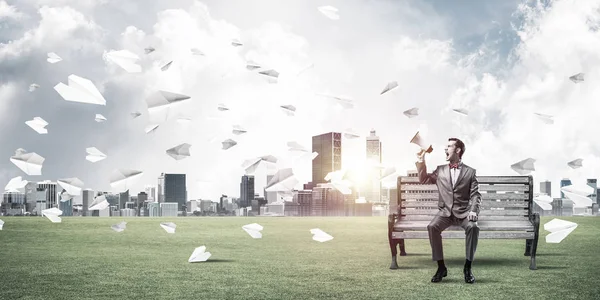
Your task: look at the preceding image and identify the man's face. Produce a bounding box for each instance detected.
[445,140,461,162]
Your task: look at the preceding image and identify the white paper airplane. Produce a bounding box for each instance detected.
[318,6,340,20]
[161,61,173,71]
[144,47,155,54]
[86,147,106,163]
[242,223,263,239]
[131,112,142,119]
[246,60,261,70]
[287,141,309,152]
[569,72,584,83]
[217,103,229,111]
[232,125,247,135]
[10,148,44,176]
[89,194,109,210]
[259,69,279,79]
[188,246,212,263]
[561,183,594,197]
[160,222,176,234]
[109,169,143,193]
[544,218,578,243]
[47,52,62,63]
[403,107,419,118]
[25,117,48,134]
[562,190,594,208]
[316,93,355,109]
[533,194,553,210]
[324,170,353,195]
[280,105,296,116]
[222,139,237,150]
[534,113,553,124]
[510,158,536,175]
[146,91,191,124]
[60,191,72,202]
[231,39,243,47]
[95,114,107,122]
[111,221,127,232]
[29,83,40,92]
[242,155,278,175]
[452,108,469,116]
[0,219,4,230]
[54,74,107,105]
[310,228,334,242]
[104,49,142,73]
[265,168,299,192]
[191,48,205,56]
[4,176,28,193]
[567,158,583,169]
[57,178,84,196]
[166,143,192,160]
[344,128,360,139]
[145,124,159,134]
[41,207,63,223]
[380,81,398,95]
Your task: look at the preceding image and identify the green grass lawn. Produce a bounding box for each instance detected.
[0,216,598,300]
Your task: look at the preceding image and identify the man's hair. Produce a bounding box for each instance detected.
[448,138,465,158]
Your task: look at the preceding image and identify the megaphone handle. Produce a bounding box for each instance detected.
[426,146,433,153]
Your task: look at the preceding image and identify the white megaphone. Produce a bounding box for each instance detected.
[410,131,433,153]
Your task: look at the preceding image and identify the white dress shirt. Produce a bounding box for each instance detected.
[450,161,462,188]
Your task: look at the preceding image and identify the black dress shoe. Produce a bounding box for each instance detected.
[431,267,447,283]
[464,268,475,284]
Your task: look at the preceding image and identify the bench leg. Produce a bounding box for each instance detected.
[524,239,532,256]
[529,213,540,270]
[399,238,407,256]
[388,214,399,269]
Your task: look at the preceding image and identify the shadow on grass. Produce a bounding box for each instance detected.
[534,265,567,270]
[388,266,424,270]
[400,253,430,257]
[203,259,236,263]
[536,253,567,257]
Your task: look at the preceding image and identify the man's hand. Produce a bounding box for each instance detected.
[467,211,478,222]
[416,149,426,162]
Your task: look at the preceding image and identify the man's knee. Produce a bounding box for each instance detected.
[427,222,438,232]
[465,221,479,232]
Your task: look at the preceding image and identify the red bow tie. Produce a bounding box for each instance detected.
[449,163,459,169]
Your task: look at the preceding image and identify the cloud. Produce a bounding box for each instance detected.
[0,1,23,20]
[2,0,600,201]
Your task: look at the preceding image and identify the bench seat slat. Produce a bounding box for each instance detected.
[394,220,534,231]
[401,209,528,216]
[402,193,529,200]
[399,176,530,184]
[399,215,529,221]
[402,200,529,208]
[392,231,534,239]
[400,184,529,192]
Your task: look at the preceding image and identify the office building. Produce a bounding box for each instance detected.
[59,198,73,216]
[24,182,37,213]
[312,132,342,184]
[160,173,186,211]
[82,189,94,217]
[365,129,382,203]
[145,185,156,201]
[160,202,178,217]
[148,202,160,217]
[2,192,26,215]
[540,181,551,196]
[37,181,58,208]
[120,208,135,217]
[240,175,255,208]
[295,190,313,216]
[119,190,129,209]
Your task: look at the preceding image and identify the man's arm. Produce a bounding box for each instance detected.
[416,160,438,184]
[469,169,482,215]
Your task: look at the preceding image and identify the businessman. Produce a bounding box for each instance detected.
[416,138,481,284]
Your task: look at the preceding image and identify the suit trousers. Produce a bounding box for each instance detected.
[427,214,480,262]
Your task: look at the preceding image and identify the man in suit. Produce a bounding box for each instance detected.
[416,137,481,284]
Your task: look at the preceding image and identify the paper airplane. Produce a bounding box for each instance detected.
[85,147,107,163]
[560,183,594,197]
[562,191,593,208]
[54,75,107,105]
[47,52,62,63]
[217,103,229,111]
[544,218,578,243]
[452,108,469,116]
[533,194,553,210]
[242,223,263,239]
[567,158,583,169]
[287,141,308,152]
[109,169,143,193]
[161,61,173,71]
[0,219,4,230]
[231,39,243,47]
[144,47,155,54]
[160,222,176,234]
[57,178,84,196]
[310,228,334,242]
[222,139,237,150]
[188,246,212,263]
[534,113,553,124]
[191,48,204,56]
[60,191,72,202]
[242,155,278,175]
[176,117,192,126]
[104,50,141,73]
[95,114,107,122]
[4,176,28,193]
[259,69,279,79]
[166,143,192,160]
[403,107,419,118]
[146,90,191,124]
[297,63,314,76]
[380,81,398,95]
[10,148,44,176]
[29,83,40,92]
[232,125,247,135]
[280,105,296,116]
[324,170,353,194]
[569,72,584,83]
[41,207,63,223]
[145,124,159,134]
[131,112,142,119]
[344,129,360,139]
[89,194,109,210]
[265,168,299,192]
[111,221,127,232]
[25,117,48,134]
[246,61,261,70]
[316,93,354,109]
[318,6,340,20]
[510,158,536,175]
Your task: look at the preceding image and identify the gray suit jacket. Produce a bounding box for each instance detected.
[416,161,482,219]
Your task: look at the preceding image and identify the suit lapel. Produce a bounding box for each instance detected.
[454,164,468,190]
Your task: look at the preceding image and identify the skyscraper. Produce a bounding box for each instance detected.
[312,132,342,184]
[240,175,255,208]
[560,178,572,199]
[82,189,94,217]
[158,174,165,203]
[119,190,129,209]
[37,181,57,208]
[163,174,186,211]
[540,180,551,196]
[365,129,382,203]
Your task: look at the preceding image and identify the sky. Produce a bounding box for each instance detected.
[1,0,600,200]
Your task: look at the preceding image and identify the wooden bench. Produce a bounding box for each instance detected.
[388,175,540,270]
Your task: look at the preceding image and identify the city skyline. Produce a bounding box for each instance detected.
[1,0,600,200]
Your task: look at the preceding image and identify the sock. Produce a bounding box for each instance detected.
[437,260,446,269]
[464,259,472,269]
